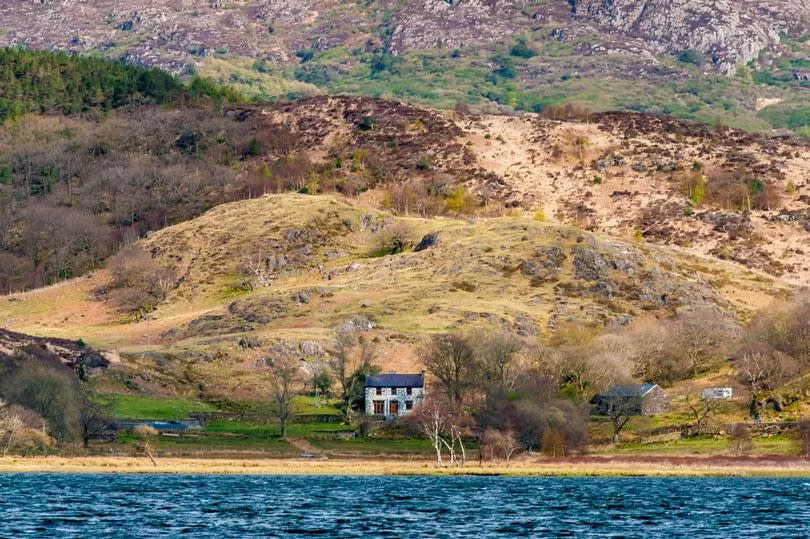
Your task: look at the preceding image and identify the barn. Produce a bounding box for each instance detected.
[591,383,671,416]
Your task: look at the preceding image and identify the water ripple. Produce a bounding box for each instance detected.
[0,474,808,537]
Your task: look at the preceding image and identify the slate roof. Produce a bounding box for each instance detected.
[365,373,424,388]
[599,384,658,398]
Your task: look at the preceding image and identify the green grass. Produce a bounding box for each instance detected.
[204,419,354,438]
[292,395,341,415]
[608,435,800,456]
[102,394,218,420]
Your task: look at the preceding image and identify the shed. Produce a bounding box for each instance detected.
[591,383,671,416]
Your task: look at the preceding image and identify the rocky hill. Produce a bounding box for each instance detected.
[3,1,810,130]
[0,192,795,398]
[0,327,109,376]
[256,96,810,285]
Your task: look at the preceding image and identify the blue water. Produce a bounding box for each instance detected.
[0,474,808,537]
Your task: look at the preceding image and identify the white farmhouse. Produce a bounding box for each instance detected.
[702,387,733,400]
[365,373,425,418]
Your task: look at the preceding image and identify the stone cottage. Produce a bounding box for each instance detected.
[591,383,671,416]
[365,373,425,418]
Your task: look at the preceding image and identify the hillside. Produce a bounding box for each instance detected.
[4,1,810,131]
[261,96,810,285]
[0,193,794,400]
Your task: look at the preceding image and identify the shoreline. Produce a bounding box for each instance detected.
[2,455,810,477]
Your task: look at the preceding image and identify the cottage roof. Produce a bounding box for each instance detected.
[365,373,424,388]
[600,383,658,398]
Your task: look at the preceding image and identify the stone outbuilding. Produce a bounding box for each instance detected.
[365,373,425,418]
[591,383,671,416]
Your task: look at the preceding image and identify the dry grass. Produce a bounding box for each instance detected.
[3,456,810,477]
[0,193,795,393]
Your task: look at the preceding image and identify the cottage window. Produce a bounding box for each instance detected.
[389,401,399,415]
[391,387,398,394]
[406,387,412,396]
[373,401,385,415]
[375,387,382,396]
[405,400,413,410]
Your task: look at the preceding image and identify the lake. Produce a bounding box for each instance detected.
[0,474,808,537]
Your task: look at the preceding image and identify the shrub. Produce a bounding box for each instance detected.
[677,49,704,66]
[533,208,546,222]
[510,39,537,59]
[295,49,315,63]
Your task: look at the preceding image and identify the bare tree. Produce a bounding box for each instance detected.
[0,399,25,456]
[372,221,413,254]
[267,356,304,438]
[409,396,451,467]
[472,330,523,398]
[728,423,752,456]
[675,308,739,377]
[736,348,795,419]
[240,248,275,290]
[329,326,378,423]
[480,428,522,464]
[132,424,158,466]
[685,393,713,435]
[797,418,810,458]
[78,398,110,448]
[420,333,476,405]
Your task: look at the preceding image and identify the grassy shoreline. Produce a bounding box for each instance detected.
[2,456,810,477]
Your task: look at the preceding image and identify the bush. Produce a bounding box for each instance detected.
[677,49,704,66]
[510,39,537,59]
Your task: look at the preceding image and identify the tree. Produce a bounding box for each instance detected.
[267,356,304,438]
[685,393,713,435]
[480,427,521,464]
[132,424,158,466]
[736,347,795,419]
[728,423,752,456]
[605,398,636,444]
[373,221,412,255]
[409,396,453,467]
[329,326,378,423]
[1,361,81,442]
[0,399,25,456]
[797,418,810,457]
[420,333,477,405]
[471,330,523,400]
[78,397,110,448]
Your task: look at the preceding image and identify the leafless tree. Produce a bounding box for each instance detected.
[685,393,713,435]
[373,221,413,254]
[267,356,304,438]
[420,333,477,405]
[797,418,810,458]
[675,308,739,377]
[78,399,110,448]
[471,330,523,398]
[240,249,275,290]
[0,400,25,456]
[480,427,522,464]
[132,424,158,466]
[728,423,752,456]
[409,396,452,467]
[736,347,796,419]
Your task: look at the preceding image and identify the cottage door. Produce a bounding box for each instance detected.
[389,400,399,416]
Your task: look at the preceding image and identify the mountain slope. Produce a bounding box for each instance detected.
[0,193,794,398]
[3,1,810,130]
[259,96,810,284]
